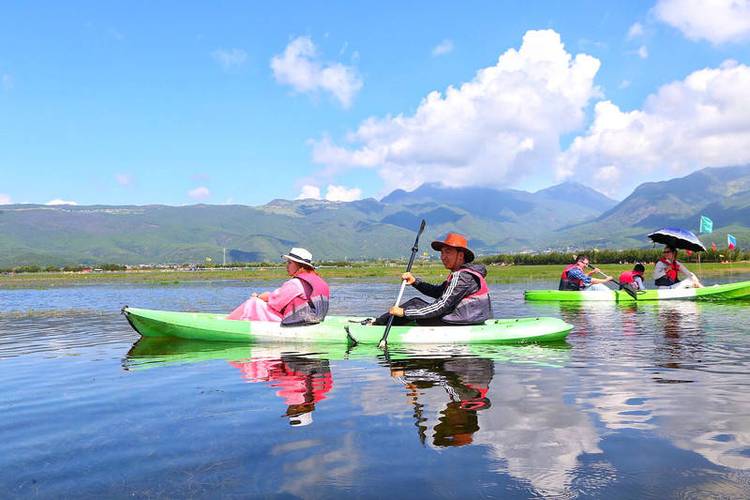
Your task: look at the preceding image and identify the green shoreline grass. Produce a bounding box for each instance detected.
[2,262,749,289]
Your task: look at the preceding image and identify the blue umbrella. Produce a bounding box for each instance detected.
[648,227,706,252]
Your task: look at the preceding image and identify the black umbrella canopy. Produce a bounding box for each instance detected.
[648,227,707,252]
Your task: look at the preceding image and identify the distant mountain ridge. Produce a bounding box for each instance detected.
[1,169,748,266]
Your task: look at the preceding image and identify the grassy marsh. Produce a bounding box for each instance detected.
[2,261,749,289]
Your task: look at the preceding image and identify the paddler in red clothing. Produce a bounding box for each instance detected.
[619,263,646,292]
[654,246,704,289]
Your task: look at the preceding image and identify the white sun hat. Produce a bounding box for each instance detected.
[281,247,315,268]
[288,411,313,427]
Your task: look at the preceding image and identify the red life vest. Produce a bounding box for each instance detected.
[559,264,583,290]
[619,270,643,284]
[655,258,681,286]
[280,272,330,326]
[229,357,333,406]
[441,268,492,325]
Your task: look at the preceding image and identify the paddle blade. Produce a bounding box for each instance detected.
[621,284,638,300]
[378,315,396,349]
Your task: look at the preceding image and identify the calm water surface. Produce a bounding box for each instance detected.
[2,277,750,498]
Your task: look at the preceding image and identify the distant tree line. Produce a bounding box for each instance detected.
[478,248,748,266]
[0,263,128,274]
[2,249,747,274]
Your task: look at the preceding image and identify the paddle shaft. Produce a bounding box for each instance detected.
[379,220,426,348]
[586,264,638,300]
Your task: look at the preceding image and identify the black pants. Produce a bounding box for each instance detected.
[373,297,449,326]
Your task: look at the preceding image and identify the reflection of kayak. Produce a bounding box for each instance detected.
[524,280,750,302]
[124,337,572,371]
[122,307,573,344]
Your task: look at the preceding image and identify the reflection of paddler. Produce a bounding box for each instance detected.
[230,355,333,426]
[389,357,493,447]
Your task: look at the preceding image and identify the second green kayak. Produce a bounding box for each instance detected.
[524,280,750,302]
[123,307,572,345]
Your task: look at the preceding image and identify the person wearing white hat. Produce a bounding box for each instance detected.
[227,247,330,324]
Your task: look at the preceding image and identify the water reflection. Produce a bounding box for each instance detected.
[230,356,333,426]
[476,370,604,497]
[386,356,494,447]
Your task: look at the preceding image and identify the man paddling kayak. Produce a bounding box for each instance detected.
[654,245,704,289]
[373,233,492,326]
[559,255,612,291]
[227,247,330,325]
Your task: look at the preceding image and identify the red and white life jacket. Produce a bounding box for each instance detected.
[655,258,680,287]
[559,264,584,291]
[441,268,493,325]
[280,272,330,326]
[619,270,644,284]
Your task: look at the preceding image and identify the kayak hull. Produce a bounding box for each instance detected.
[524,280,750,302]
[122,307,572,345]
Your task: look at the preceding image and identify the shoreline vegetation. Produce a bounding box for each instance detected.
[2,261,749,289]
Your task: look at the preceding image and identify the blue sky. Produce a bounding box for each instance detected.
[1,1,750,206]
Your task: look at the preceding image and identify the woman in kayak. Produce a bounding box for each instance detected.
[227,247,330,325]
[654,246,704,289]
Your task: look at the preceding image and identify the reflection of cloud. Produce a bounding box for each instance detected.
[476,370,603,496]
[575,301,750,471]
[276,432,361,498]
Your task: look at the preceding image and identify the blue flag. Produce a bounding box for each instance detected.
[699,215,713,234]
[728,234,737,250]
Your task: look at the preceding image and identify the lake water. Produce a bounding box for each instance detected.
[2,277,750,498]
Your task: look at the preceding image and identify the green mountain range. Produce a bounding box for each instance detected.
[1,166,748,266]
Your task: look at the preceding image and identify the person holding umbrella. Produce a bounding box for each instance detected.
[654,245,704,289]
[648,227,706,289]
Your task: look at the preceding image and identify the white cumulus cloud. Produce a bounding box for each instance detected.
[271,36,363,108]
[188,186,211,200]
[311,30,601,193]
[46,199,78,206]
[212,48,248,69]
[0,193,11,204]
[432,39,454,56]
[325,184,361,202]
[637,45,649,59]
[297,185,322,199]
[654,0,750,44]
[295,184,361,202]
[558,60,750,197]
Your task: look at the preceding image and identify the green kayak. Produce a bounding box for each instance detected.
[122,307,573,345]
[524,280,750,302]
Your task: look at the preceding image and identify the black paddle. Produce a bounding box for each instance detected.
[378,219,427,349]
[586,264,639,300]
